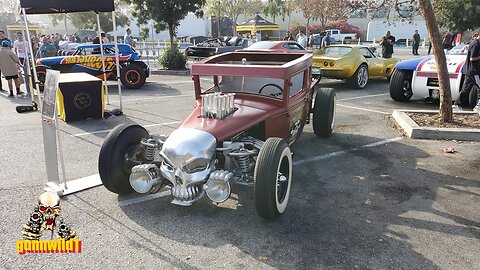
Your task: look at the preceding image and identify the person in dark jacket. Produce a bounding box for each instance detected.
[412,30,420,55]
[455,32,480,112]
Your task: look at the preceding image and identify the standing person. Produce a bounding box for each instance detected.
[321,32,331,48]
[13,32,30,95]
[37,36,57,58]
[296,30,307,48]
[283,31,294,41]
[380,31,395,58]
[124,28,136,47]
[442,31,452,50]
[455,32,480,112]
[253,30,261,43]
[412,30,420,55]
[31,35,40,58]
[102,33,109,44]
[0,30,11,92]
[0,40,24,97]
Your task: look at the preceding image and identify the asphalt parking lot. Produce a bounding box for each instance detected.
[1,51,479,269]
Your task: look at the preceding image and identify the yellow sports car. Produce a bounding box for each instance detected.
[312,45,399,89]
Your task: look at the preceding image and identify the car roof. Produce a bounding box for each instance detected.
[76,43,131,49]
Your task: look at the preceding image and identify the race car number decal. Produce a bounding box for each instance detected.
[61,55,130,70]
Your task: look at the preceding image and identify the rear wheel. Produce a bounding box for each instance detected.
[313,87,335,137]
[348,64,368,89]
[254,138,292,220]
[98,124,149,194]
[389,69,413,102]
[120,64,147,89]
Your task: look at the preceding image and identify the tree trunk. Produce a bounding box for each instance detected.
[306,17,310,37]
[287,13,291,30]
[419,0,452,122]
[168,23,176,49]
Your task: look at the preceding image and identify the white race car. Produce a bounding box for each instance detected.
[389,44,477,108]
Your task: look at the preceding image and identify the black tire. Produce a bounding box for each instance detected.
[98,124,149,194]
[313,87,335,137]
[389,69,413,102]
[120,64,147,89]
[348,64,368,89]
[254,138,292,220]
[468,86,478,109]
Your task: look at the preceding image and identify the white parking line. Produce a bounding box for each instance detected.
[113,136,402,206]
[293,137,402,166]
[110,94,193,103]
[338,93,388,101]
[337,104,390,115]
[71,121,182,137]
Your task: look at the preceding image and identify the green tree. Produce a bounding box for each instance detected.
[50,12,129,33]
[263,0,283,23]
[125,0,205,48]
[282,0,297,29]
[204,0,262,35]
[140,27,150,41]
[433,0,480,32]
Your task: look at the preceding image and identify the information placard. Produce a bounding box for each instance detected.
[41,70,60,120]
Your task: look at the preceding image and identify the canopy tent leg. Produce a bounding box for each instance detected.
[21,8,42,110]
[112,12,123,112]
[96,12,109,105]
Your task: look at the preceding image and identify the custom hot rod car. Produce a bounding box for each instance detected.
[98,51,336,220]
[389,44,477,108]
[312,45,399,89]
[35,43,149,89]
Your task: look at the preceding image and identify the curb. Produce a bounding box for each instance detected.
[150,69,190,76]
[392,110,480,141]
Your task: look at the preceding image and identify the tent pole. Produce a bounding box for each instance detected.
[22,8,42,110]
[96,12,110,105]
[64,13,68,38]
[19,20,35,106]
[112,12,122,111]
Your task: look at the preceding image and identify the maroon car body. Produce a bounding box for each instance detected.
[99,51,335,220]
[239,41,310,54]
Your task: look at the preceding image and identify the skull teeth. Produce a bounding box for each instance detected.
[172,186,201,201]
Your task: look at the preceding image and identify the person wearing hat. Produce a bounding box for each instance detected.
[0,40,24,97]
[0,30,11,92]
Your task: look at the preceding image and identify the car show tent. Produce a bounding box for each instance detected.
[236,15,280,38]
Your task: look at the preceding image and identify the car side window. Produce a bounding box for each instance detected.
[289,72,304,97]
[360,47,374,58]
[288,43,302,50]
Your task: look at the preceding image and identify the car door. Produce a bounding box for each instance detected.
[359,47,383,77]
[286,70,310,144]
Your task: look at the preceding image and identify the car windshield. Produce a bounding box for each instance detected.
[200,72,305,99]
[246,42,276,50]
[447,44,468,55]
[322,46,352,56]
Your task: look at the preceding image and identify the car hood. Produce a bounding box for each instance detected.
[179,97,284,141]
[37,56,67,66]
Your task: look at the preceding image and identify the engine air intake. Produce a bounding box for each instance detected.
[201,92,235,119]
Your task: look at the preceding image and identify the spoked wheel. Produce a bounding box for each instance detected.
[349,64,368,89]
[254,138,292,220]
[313,87,336,137]
[98,124,149,194]
[389,69,413,102]
[120,64,146,89]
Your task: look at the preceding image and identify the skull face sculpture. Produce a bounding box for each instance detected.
[159,129,217,206]
[37,191,61,231]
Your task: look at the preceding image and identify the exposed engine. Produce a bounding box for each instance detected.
[128,128,263,206]
[201,92,235,120]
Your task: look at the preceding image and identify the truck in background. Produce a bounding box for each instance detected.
[324,29,358,43]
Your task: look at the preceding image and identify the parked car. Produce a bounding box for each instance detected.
[98,51,336,220]
[324,29,358,43]
[389,44,476,108]
[312,44,399,89]
[35,43,149,89]
[240,41,309,52]
[185,36,253,59]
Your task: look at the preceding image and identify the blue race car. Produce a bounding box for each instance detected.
[36,43,149,89]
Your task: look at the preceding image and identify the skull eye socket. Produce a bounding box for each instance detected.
[39,205,47,212]
[184,158,209,173]
[162,160,174,172]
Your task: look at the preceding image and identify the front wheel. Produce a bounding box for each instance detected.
[313,87,335,137]
[98,124,149,194]
[120,64,147,89]
[389,69,413,102]
[348,64,368,89]
[254,138,292,220]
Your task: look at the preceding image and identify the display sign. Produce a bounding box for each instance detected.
[20,0,114,14]
[41,70,60,120]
